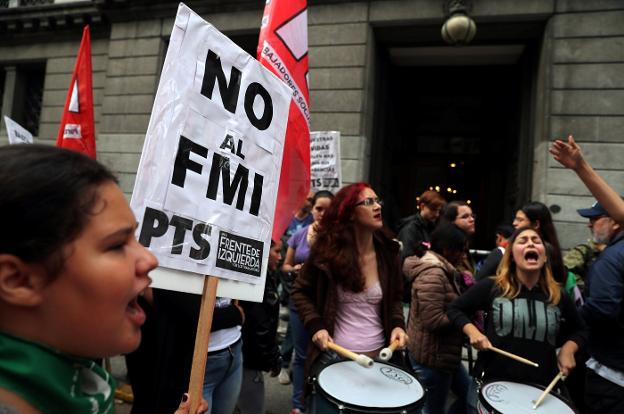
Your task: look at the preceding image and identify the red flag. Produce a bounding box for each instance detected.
[56,25,96,159]
[258,0,311,241]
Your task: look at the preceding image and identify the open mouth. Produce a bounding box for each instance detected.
[126,295,146,326]
[524,250,539,264]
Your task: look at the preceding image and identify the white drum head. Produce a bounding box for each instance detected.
[480,381,575,413]
[317,361,424,408]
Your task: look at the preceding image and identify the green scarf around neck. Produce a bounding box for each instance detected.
[0,332,116,414]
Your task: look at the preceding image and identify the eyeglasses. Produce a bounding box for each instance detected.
[355,197,383,207]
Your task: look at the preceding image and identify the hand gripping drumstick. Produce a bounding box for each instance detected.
[532,371,565,410]
[326,342,374,368]
[489,346,539,368]
[378,339,400,361]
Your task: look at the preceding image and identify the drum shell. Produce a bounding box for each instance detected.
[312,360,425,413]
[477,380,578,414]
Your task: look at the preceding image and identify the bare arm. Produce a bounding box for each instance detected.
[557,340,578,377]
[281,246,301,274]
[550,135,624,225]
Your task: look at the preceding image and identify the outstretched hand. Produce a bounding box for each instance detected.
[549,135,584,170]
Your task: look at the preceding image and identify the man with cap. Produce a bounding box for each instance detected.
[577,200,624,413]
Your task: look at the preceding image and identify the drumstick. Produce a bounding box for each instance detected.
[378,339,400,361]
[489,346,539,367]
[326,342,374,368]
[533,371,565,410]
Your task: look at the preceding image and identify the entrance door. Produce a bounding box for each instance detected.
[371,38,541,249]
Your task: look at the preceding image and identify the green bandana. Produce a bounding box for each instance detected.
[0,332,116,414]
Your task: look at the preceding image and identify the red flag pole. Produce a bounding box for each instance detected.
[56,25,96,159]
[257,0,311,241]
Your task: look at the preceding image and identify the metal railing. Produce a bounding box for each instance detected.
[1,0,56,8]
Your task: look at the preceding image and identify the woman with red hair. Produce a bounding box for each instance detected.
[291,183,408,410]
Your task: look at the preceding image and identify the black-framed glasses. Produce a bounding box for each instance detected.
[355,197,383,207]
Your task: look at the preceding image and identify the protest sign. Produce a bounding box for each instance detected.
[310,131,342,192]
[3,116,33,144]
[131,3,291,298]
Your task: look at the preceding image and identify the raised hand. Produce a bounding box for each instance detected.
[549,134,583,170]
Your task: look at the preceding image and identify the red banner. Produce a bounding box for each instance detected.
[56,25,96,159]
[258,0,311,241]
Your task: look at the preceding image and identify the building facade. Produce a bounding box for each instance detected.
[1,0,623,249]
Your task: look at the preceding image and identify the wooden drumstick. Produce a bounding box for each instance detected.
[379,339,400,361]
[489,346,539,367]
[533,371,565,410]
[326,342,374,368]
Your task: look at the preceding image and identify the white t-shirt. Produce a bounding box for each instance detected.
[207,297,242,352]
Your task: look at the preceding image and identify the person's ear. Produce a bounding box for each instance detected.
[533,220,541,230]
[612,220,620,233]
[0,254,47,307]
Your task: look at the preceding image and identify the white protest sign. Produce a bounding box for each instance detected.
[310,131,341,192]
[130,3,291,300]
[3,116,33,144]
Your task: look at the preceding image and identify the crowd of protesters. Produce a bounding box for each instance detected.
[0,135,622,414]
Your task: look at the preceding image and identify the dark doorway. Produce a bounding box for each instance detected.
[371,25,543,250]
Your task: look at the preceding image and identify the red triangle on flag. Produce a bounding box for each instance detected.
[258,0,311,241]
[56,25,96,159]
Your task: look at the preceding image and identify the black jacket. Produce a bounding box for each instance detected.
[475,247,503,280]
[448,278,587,386]
[397,212,434,261]
[240,269,282,372]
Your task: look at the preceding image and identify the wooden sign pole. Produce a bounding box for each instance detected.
[189,275,219,413]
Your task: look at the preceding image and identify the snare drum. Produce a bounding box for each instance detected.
[314,360,425,413]
[477,381,577,414]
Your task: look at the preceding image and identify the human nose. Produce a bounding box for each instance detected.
[136,242,158,275]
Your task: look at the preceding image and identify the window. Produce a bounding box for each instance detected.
[1,63,46,136]
[16,64,45,136]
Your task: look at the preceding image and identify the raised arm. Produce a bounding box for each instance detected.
[550,135,624,225]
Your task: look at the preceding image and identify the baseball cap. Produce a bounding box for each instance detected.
[577,201,608,218]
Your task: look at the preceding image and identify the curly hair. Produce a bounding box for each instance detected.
[310,182,371,292]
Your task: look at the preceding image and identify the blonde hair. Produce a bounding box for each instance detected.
[494,227,561,305]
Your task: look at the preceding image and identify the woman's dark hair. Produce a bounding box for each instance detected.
[430,223,467,256]
[312,190,334,205]
[496,223,514,239]
[0,145,117,276]
[518,201,565,283]
[440,200,469,223]
[311,182,375,292]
